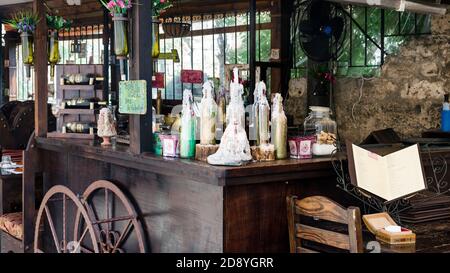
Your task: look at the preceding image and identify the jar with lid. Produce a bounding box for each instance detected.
[303,106,337,156]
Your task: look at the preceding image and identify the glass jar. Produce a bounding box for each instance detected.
[303,106,337,156]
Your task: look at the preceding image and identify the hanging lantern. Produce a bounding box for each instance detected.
[48,30,60,78]
[20,31,34,79]
[112,13,129,79]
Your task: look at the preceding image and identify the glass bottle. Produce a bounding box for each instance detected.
[257,82,270,146]
[156,89,162,115]
[200,81,218,145]
[152,16,160,58]
[180,89,196,158]
[112,13,129,78]
[48,30,60,78]
[216,87,227,139]
[303,106,337,156]
[21,32,34,78]
[271,93,287,159]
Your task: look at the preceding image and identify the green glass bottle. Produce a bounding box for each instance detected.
[180,89,196,158]
[48,30,60,78]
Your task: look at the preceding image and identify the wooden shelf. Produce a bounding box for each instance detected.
[47,132,95,140]
[60,85,96,90]
[58,109,97,115]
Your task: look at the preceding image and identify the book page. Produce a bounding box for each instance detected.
[352,144,390,200]
[385,145,426,201]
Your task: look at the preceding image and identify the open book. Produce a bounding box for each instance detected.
[347,142,427,202]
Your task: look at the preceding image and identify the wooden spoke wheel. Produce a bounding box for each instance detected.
[74,180,146,253]
[34,185,99,253]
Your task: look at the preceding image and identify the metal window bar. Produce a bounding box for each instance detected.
[291,5,432,73]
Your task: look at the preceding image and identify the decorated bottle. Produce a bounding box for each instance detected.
[200,81,218,145]
[253,81,270,146]
[226,67,245,129]
[180,89,196,158]
[271,93,288,159]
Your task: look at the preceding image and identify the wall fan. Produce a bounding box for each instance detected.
[296,0,347,62]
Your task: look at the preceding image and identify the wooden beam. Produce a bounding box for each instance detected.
[129,0,153,154]
[102,9,110,103]
[34,0,48,137]
[0,16,4,106]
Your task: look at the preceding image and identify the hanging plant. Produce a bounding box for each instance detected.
[100,0,133,79]
[153,0,172,17]
[3,10,39,34]
[3,10,40,78]
[100,0,132,15]
[46,15,72,78]
[46,15,71,31]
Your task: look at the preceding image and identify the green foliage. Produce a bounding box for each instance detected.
[3,10,39,33]
[46,15,71,31]
[291,6,431,78]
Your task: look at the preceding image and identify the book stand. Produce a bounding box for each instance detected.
[332,143,450,225]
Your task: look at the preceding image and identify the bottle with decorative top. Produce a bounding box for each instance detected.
[271,93,287,159]
[255,81,270,146]
[180,89,196,158]
[200,81,218,145]
[226,67,245,129]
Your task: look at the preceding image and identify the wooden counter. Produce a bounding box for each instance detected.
[29,137,342,253]
[28,138,450,253]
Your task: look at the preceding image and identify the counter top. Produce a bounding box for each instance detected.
[35,137,336,186]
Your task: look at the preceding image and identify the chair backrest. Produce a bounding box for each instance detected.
[286,195,364,253]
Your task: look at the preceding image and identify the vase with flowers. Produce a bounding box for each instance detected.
[46,15,71,78]
[152,0,173,58]
[100,0,132,79]
[3,10,39,78]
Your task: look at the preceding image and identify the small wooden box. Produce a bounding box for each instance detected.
[362,212,416,245]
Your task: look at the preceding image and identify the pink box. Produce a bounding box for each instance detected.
[160,134,179,157]
[288,136,316,159]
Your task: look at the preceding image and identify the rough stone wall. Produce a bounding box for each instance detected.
[285,14,450,143]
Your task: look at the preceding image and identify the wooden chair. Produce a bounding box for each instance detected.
[286,195,364,253]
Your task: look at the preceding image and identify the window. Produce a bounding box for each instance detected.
[157,11,271,100]
[291,4,431,78]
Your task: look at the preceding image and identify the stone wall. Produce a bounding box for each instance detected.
[285,13,450,143]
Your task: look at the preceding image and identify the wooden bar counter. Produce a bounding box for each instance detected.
[31,137,343,253]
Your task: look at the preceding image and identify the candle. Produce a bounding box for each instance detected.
[200,81,218,145]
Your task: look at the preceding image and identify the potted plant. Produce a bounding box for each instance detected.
[3,10,39,78]
[100,0,132,78]
[46,15,71,78]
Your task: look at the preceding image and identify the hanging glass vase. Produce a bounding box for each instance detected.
[48,30,60,78]
[112,13,129,78]
[152,16,160,59]
[21,31,34,78]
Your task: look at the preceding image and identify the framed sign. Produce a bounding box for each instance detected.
[152,72,165,89]
[119,80,147,115]
[181,70,203,84]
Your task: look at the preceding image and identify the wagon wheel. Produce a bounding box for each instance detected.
[34,185,99,253]
[74,180,146,253]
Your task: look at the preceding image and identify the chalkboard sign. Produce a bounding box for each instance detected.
[119,80,147,115]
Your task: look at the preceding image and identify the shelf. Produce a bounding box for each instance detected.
[47,132,95,140]
[60,85,96,90]
[58,109,97,115]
